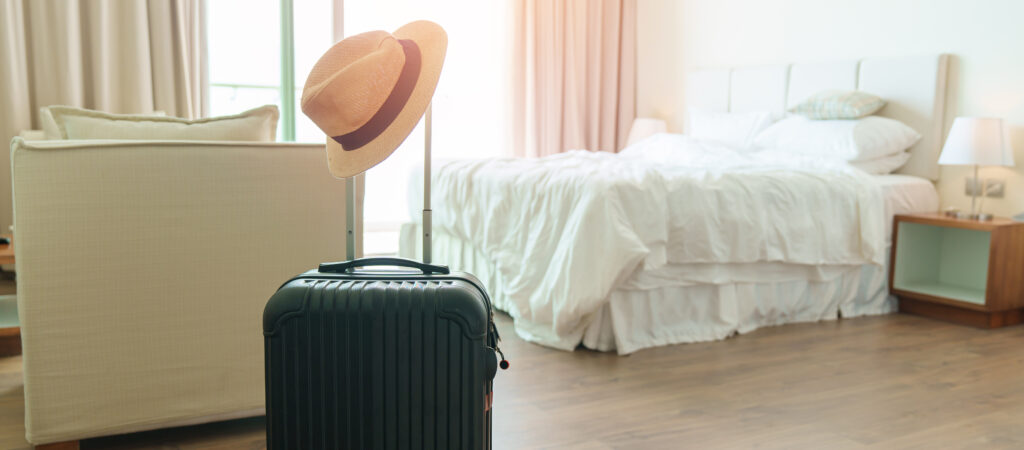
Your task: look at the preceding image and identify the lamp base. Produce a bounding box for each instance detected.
[955,212,993,221]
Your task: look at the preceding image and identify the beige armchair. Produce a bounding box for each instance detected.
[11,138,348,446]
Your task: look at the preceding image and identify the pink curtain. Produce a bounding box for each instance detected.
[512,0,636,158]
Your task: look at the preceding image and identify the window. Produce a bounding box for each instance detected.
[208,1,513,256]
[345,0,514,255]
[207,0,334,143]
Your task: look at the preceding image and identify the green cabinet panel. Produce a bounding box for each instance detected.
[893,222,990,305]
[0,295,16,328]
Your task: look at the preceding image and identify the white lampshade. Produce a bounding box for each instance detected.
[938,117,1014,166]
[626,117,667,147]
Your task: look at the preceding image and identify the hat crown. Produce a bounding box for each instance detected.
[300,30,407,137]
[299,20,447,179]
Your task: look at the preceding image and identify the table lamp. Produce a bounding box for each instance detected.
[938,117,1014,221]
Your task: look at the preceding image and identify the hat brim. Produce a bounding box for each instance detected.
[325,21,447,179]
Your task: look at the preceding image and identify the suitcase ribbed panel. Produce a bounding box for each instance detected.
[265,276,492,449]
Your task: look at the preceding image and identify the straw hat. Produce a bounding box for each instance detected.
[300,20,447,178]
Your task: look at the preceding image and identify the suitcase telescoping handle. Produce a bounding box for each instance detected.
[319,257,450,275]
[343,104,433,264]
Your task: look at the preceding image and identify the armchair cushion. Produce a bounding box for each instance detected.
[43,105,278,141]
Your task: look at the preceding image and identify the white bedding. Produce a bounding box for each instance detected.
[412,134,893,351]
[582,174,937,353]
[401,175,937,354]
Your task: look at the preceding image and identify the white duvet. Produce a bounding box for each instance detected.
[415,134,885,350]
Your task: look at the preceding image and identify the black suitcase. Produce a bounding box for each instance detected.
[263,257,503,449]
[263,107,506,449]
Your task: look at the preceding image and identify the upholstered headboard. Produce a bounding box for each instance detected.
[685,54,950,180]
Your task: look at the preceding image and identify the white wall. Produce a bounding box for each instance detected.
[637,0,1024,216]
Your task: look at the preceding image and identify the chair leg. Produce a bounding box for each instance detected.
[35,441,79,450]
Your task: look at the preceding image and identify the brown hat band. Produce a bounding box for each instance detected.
[333,39,422,151]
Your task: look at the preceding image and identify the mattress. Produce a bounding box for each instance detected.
[874,174,940,216]
[875,174,941,239]
[401,174,938,354]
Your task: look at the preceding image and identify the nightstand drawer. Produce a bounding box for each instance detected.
[892,222,989,306]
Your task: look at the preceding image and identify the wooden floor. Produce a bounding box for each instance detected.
[3,311,1024,449]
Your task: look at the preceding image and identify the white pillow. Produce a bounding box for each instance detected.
[753,115,920,161]
[687,108,778,149]
[39,107,61,140]
[45,105,278,141]
[789,90,886,120]
[849,152,912,174]
[40,107,167,140]
[18,130,47,141]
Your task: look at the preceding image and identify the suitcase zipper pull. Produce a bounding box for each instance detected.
[496,346,509,370]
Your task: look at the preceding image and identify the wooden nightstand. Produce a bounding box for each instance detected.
[0,234,14,357]
[890,213,1024,328]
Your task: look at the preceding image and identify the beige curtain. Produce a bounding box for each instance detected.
[512,0,636,158]
[0,0,207,231]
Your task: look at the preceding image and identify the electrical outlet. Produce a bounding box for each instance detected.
[985,178,1005,198]
[965,177,983,196]
[964,177,1006,198]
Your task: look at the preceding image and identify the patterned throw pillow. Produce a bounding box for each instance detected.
[789,90,886,120]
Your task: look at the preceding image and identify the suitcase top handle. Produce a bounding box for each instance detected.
[319,257,450,275]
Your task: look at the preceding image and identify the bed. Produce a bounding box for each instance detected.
[400,55,949,354]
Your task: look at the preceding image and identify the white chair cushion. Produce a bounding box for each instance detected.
[44,105,278,141]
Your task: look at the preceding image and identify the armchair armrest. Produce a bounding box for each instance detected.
[11,138,347,443]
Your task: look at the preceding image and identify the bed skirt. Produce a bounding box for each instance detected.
[400,224,895,354]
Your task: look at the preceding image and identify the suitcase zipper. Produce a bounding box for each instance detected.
[487,320,508,370]
[286,271,510,370]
